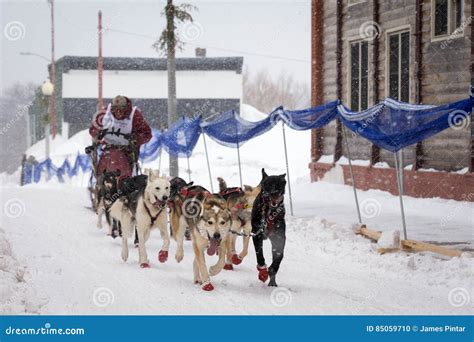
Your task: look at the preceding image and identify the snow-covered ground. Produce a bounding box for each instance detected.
[1,104,472,315]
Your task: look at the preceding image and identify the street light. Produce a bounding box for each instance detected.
[41,78,54,96]
[20,51,50,62]
[41,79,54,170]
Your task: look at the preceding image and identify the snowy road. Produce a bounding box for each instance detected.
[1,183,472,315]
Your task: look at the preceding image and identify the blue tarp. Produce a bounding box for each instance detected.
[201,108,279,148]
[22,92,473,184]
[22,153,91,184]
[162,116,202,157]
[338,97,473,152]
[140,129,162,162]
[281,100,339,130]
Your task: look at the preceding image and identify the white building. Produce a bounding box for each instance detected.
[30,50,243,141]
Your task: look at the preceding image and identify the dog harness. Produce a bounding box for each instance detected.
[143,200,167,226]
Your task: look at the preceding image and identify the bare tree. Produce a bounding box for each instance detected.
[243,67,310,113]
[153,0,196,177]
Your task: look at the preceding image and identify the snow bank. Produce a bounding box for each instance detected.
[0,228,47,314]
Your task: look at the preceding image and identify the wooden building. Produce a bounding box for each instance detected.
[310,0,473,201]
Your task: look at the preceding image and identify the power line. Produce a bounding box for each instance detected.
[105,27,310,64]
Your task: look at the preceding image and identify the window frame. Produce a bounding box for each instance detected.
[431,0,465,40]
[384,27,411,102]
[347,0,367,6]
[347,38,370,112]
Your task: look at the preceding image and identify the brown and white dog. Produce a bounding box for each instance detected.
[169,185,232,291]
[217,177,260,270]
[109,170,171,268]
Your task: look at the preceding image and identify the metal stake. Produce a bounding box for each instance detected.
[342,125,362,224]
[202,133,214,193]
[281,122,294,216]
[186,155,191,183]
[236,140,243,189]
[394,151,408,240]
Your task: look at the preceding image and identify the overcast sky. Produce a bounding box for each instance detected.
[0,0,310,95]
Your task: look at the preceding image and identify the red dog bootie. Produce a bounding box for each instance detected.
[232,254,242,265]
[257,265,268,283]
[158,250,168,263]
[224,263,234,270]
[201,280,214,291]
[140,263,150,268]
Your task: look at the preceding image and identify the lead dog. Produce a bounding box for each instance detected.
[170,186,232,291]
[251,168,286,287]
[217,177,260,270]
[109,170,171,268]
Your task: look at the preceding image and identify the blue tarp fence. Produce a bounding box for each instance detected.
[22,92,473,184]
[338,97,473,152]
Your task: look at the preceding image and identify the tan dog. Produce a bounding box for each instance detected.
[169,185,232,291]
[109,170,171,268]
[217,177,260,270]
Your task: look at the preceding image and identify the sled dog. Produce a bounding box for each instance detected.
[96,170,121,237]
[251,168,286,287]
[109,170,171,268]
[169,185,232,291]
[217,177,260,270]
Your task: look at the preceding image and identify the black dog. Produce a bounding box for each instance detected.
[251,168,286,287]
[169,177,194,240]
[96,170,122,238]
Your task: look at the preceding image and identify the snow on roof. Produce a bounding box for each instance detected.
[55,55,244,73]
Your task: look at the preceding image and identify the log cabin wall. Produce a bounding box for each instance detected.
[419,0,472,171]
[321,0,338,156]
[316,0,472,171]
[340,1,376,161]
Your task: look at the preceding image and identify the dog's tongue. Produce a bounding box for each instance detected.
[207,238,219,256]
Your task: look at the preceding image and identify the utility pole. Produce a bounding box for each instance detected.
[154,0,195,177]
[166,0,179,177]
[98,10,104,110]
[49,0,57,138]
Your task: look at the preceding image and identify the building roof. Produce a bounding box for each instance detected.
[54,55,243,73]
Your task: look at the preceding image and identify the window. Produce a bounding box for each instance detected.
[433,0,464,37]
[349,41,369,111]
[388,31,410,102]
